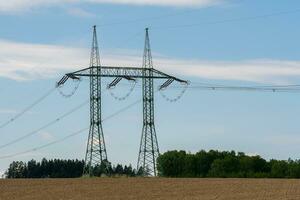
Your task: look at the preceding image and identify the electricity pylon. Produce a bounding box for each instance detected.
[137,28,159,176]
[57,26,188,177]
[83,26,107,176]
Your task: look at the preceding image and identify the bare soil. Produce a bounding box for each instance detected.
[1,178,300,200]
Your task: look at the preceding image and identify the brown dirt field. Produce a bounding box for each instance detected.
[1,178,300,200]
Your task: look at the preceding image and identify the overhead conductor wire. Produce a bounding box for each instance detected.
[0,99,89,150]
[0,98,143,159]
[0,87,57,129]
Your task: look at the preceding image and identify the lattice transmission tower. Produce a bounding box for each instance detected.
[83,26,107,176]
[137,28,160,176]
[57,26,188,177]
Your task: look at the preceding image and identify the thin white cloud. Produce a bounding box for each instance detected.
[39,131,55,141]
[0,108,35,115]
[88,0,223,7]
[66,7,96,18]
[155,58,300,84]
[0,109,18,114]
[0,0,57,13]
[0,0,224,13]
[1,39,300,84]
[0,39,89,80]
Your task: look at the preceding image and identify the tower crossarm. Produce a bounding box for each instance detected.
[57,66,188,87]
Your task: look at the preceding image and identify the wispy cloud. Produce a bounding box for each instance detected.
[39,131,55,141]
[0,39,300,84]
[0,39,89,80]
[0,0,224,13]
[156,58,300,84]
[66,7,96,18]
[0,109,18,114]
[89,0,224,7]
[0,108,35,115]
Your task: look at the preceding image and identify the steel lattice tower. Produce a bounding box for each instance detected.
[83,26,107,176]
[58,26,188,177]
[137,28,160,176]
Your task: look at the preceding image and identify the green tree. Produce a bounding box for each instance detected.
[6,161,26,178]
[157,150,186,177]
[270,160,288,178]
[209,156,239,178]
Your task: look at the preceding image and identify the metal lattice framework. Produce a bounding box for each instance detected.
[57,26,188,177]
[58,67,186,83]
[137,28,159,176]
[83,26,107,176]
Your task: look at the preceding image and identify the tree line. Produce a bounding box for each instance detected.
[5,150,300,178]
[157,150,300,178]
[5,158,141,178]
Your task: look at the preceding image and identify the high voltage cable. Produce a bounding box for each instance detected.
[105,30,144,50]
[185,85,300,93]
[0,87,56,130]
[0,99,143,159]
[150,8,300,30]
[2,80,298,156]
[96,0,245,27]
[188,82,300,92]
[191,81,300,88]
[94,2,300,31]
[0,127,89,159]
[97,9,201,27]
[102,99,142,121]
[109,81,300,93]
[96,8,204,27]
[2,81,299,159]
[0,99,89,150]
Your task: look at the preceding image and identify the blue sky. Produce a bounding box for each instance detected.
[1,0,300,175]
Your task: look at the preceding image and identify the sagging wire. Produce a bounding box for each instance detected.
[0,97,144,159]
[0,87,57,130]
[107,79,137,101]
[57,78,81,98]
[159,82,189,103]
[0,99,89,150]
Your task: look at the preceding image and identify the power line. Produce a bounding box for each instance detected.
[96,8,203,27]
[102,99,142,121]
[93,2,300,35]
[180,81,300,93]
[104,30,144,50]
[0,99,89,150]
[3,85,297,157]
[96,0,245,28]
[191,81,300,88]
[150,8,300,30]
[0,127,89,159]
[0,99,142,159]
[186,85,300,92]
[109,81,300,93]
[0,87,56,130]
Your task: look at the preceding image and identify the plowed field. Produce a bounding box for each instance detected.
[1,178,300,200]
